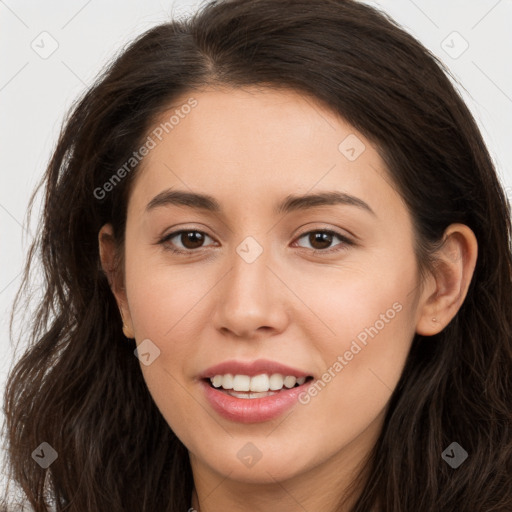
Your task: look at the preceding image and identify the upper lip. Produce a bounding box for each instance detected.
[199,359,313,379]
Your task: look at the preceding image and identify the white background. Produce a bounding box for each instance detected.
[1,0,511,501]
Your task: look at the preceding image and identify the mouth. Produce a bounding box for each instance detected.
[200,371,315,423]
[202,374,315,399]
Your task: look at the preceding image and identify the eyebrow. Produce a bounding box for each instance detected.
[145,189,376,216]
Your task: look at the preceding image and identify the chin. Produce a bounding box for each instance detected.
[200,449,310,484]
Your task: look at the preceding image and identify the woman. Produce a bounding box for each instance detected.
[2,0,511,510]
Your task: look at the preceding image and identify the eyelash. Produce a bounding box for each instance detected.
[157,228,354,256]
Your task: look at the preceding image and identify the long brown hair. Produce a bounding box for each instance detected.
[2,0,511,510]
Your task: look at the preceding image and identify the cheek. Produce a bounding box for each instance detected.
[291,253,418,419]
[123,227,210,329]
[124,262,210,435]
[285,250,417,357]
[122,244,211,390]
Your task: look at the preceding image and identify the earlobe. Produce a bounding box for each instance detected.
[416,223,478,336]
[98,223,135,339]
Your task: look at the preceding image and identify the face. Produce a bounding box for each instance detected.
[103,86,430,500]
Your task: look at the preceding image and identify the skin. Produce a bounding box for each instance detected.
[99,86,478,512]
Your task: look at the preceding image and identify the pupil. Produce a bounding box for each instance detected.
[183,231,204,249]
[311,232,332,250]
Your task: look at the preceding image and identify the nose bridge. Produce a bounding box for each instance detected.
[213,233,287,336]
[227,234,272,307]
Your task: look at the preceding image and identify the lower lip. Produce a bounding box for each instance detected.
[201,379,312,423]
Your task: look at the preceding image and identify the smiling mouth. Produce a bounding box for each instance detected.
[203,375,314,399]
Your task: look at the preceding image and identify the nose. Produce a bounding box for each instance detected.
[212,240,289,340]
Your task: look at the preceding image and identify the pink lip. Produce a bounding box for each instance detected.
[200,379,313,423]
[198,359,314,423]
[198,359,313,423]
[198,358,313,379]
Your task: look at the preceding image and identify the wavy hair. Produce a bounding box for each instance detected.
[2,0,511,510]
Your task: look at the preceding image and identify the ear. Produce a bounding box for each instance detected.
[415,223,478,336]
[98,223,134,338]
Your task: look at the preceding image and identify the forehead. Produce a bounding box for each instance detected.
[128,86,404,220]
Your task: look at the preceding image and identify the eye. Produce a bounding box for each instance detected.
[157,228,353,255]
[293,229,353,253]
[158,230,216,254]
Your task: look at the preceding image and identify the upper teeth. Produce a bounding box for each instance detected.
[209,374,307,392]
